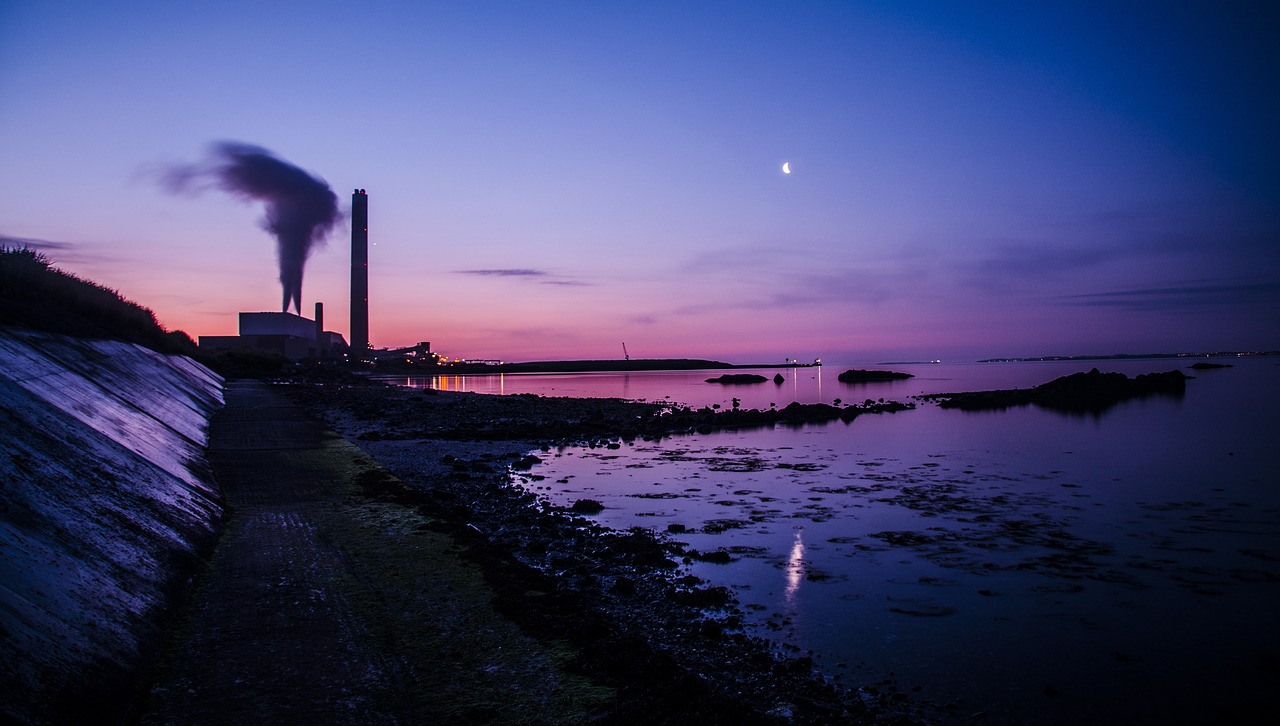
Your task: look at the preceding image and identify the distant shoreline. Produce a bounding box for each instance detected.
[370,352,1280,376]
[977,351,1278,363]
[393,359,821,375]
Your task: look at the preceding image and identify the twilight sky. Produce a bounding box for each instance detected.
[2,1,1277,363]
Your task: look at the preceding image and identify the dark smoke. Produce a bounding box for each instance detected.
[166,142,339,314]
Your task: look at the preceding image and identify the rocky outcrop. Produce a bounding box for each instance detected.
[837,368,914,383]
[324,379,916,444]
[923,368,1189,413]
[705,373,768,384]
[0,327,224,725]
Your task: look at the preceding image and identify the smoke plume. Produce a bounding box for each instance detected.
[167,142,339,314]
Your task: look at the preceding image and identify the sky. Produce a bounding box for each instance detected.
[2,0,1277,363]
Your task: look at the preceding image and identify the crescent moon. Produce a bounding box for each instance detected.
[782,162,791,174]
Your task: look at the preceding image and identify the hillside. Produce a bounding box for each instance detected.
[0,247,194,354]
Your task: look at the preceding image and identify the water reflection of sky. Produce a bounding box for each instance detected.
[514,359,1280,724]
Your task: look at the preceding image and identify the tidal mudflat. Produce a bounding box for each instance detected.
[514,359,1280,723]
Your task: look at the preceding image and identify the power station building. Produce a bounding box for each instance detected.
[199,188,372,361]
[198,303,347,360]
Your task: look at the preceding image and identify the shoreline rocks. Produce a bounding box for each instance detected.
[285,375,925,723]
[338,385,916,446]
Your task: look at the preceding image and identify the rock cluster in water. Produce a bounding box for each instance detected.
[922,368,1189,412]
[705,373,769,384]
[342,391,916,445]
[837,368,914,382]
[671,399,915,435]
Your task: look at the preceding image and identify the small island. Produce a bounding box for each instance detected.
[837,369,914,383]
[921,368,1188,413]
[706,373,768,385]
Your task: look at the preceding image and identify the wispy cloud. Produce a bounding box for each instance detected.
[0,234,76,251]
[1062,280,1280,311]
[455,268,590,286]
[458,268,550,277]
[0,233,134,270]
[974,244,1118,277]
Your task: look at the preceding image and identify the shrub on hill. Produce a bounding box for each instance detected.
[0,246,195,355]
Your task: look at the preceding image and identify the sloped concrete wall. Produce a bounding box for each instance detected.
[0,327,225,725]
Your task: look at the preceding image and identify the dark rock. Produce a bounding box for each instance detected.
[698,619,724,638]
[775,655,814,674]
[689,549,734,564]
[1189,362,1231,370]
[672,586,732,608]
[510,454,542,470]
[706,374,769,384]
[1033,368,1187,409]
[773,373,784,384]
[570,498,605,514]
[925,368,1189,413]
[837,369,914,383]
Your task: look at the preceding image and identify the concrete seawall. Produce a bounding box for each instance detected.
[0,327,225,725]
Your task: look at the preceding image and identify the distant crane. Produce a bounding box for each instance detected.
[622,342,630,361]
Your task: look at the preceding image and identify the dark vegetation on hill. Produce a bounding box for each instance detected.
[0,247,196,355]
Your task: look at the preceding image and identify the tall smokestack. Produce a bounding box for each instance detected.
[350,189,369,358]
[314,302,324,352]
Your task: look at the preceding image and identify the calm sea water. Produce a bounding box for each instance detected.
[398,359,1280,723]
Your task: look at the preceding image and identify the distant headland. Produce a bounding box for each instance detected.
[978,351,1278,363]
[438,359,821,374]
